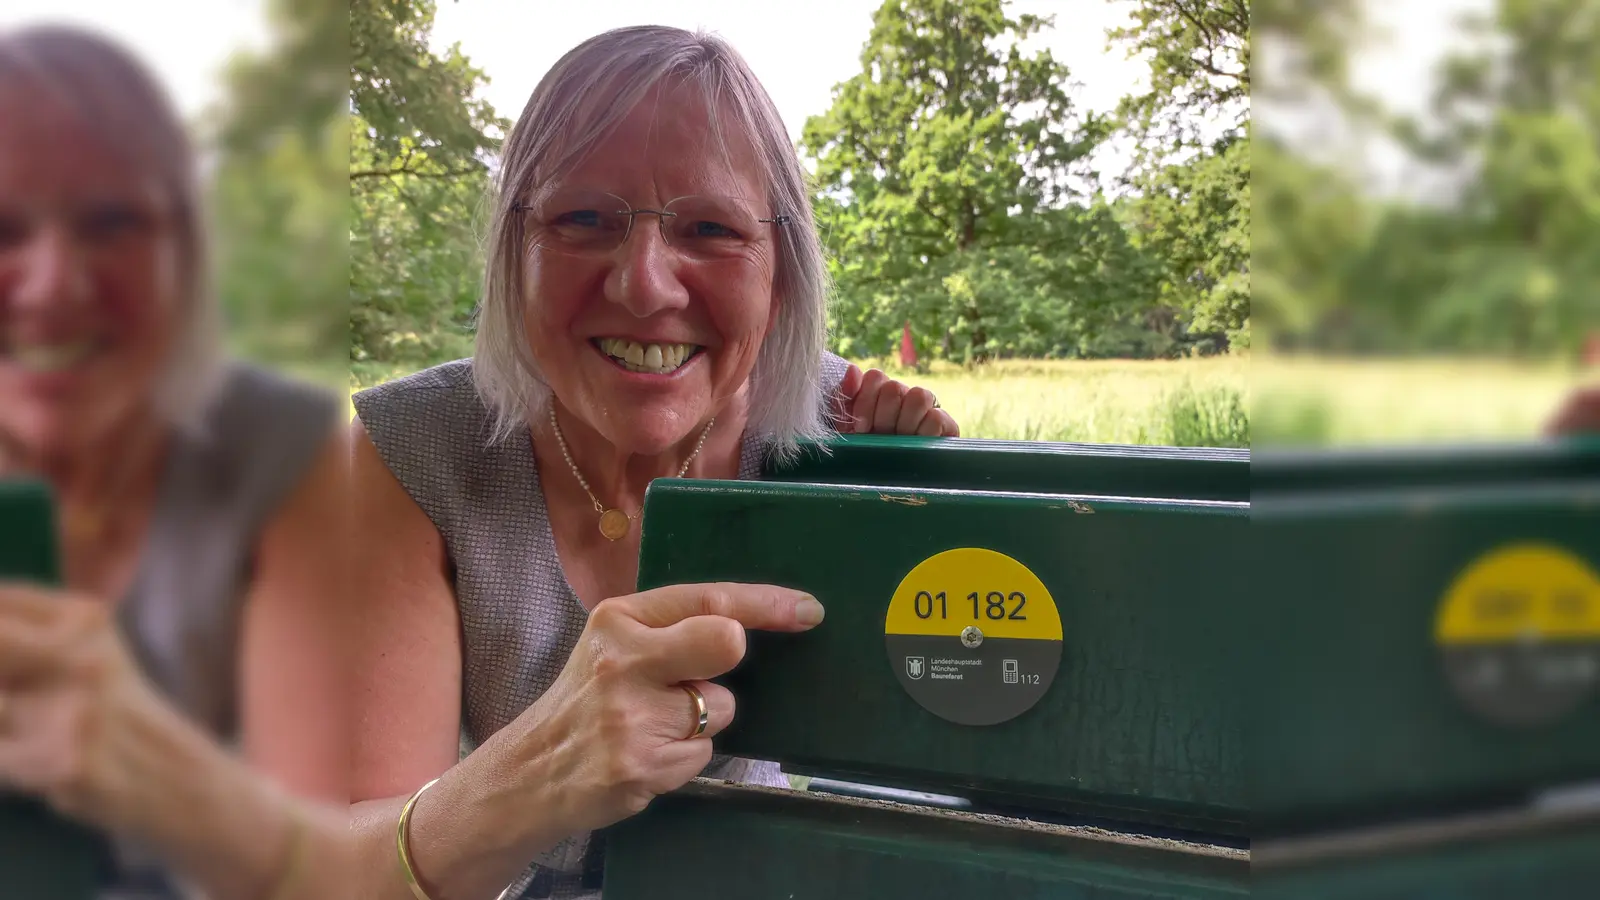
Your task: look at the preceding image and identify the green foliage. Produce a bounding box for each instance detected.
[1106,0,1249,158]
[1123,135,1250,348]
[803,0,1248,364]
[199,0,349,384]
[1256,0,1600,361]
[802,0,1117,363]
[1153,382,1250,448]
[348,0,507,371]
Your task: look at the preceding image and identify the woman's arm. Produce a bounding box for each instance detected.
[340,418,833,898]
[344,416,529,898]
[238,424,356,803]
[344,417,463,798]
[0,585,354,899]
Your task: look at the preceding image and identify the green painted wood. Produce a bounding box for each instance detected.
[602,780,1249,900]
[1254,805,1600,899]
[768,434,1250,501]
[0,478,62,584]
[1249,478,1600,835]
[769,435,1597,500]
[0,479,109,900]
[636,479,1251,834]
[1252,438,1599,494]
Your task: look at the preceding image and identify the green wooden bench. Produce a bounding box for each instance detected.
[1249,440,1599,898]
[602,436,1598,899]
[7,434,1596,897]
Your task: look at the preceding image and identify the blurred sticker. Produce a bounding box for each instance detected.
[1435,543,1600,728]
[883,547,1063,726]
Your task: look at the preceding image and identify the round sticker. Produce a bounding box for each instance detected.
[884,548,1063,726]
[1434,543,1600,728]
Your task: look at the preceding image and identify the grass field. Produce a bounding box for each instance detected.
[848,355,1250,446]
[1252,355,1586,447]
[346,353,1588,449]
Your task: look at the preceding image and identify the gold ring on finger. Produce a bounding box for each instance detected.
[682,683,708,740]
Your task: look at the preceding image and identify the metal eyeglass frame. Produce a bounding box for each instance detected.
[511,193,793,252]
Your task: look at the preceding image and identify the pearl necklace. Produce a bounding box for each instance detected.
[548,405,716,541]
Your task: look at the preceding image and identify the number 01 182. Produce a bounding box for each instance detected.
[913,590,1028,621]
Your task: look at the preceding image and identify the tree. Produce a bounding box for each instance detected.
[1106,0,1250,160]
[1124,134,1250,348]
[348,0,507,371]
[802,0,1111,362]
[1105,0,1253,350]
[200,0,349,379]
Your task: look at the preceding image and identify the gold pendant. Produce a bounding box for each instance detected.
[598,508,631,541]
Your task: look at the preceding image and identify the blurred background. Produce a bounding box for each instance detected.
[0,0,348,391]
[349,0,1250,447]
[1254,0,1598,447]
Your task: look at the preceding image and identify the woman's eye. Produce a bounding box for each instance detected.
[77,205,149,241]
[689,220,739,239]
[554,210,603,228]
[0,214,28,249]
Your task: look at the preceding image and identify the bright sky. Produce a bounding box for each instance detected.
[0,0,1491,200]
[430,0,1153,143]
[429,0,1164,186]
[0,0,269,120]
[1258,0,1492,201]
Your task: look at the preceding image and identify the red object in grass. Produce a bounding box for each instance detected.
[899,321,917,368]
[1585,331,1600,367]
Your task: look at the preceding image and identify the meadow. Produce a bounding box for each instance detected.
[345,353,1586,449]
[1251,355,1584,447]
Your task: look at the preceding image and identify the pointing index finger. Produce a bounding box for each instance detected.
[609,582,825,632]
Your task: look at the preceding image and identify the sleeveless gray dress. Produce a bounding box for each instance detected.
[352,353,849,900]
[103,362,341,899]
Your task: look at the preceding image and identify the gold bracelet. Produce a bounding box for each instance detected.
[398,777,442,900]
[261,803,309,900]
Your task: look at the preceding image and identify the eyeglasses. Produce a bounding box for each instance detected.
[513,189,790,260]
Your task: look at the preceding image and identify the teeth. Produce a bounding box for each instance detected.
[6,341,96,373]
[597,338,698,374]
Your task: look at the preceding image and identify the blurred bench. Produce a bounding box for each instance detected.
[0,479,111,900]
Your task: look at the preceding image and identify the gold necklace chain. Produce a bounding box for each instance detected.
[0,428,162,545]
[548,405,716,541]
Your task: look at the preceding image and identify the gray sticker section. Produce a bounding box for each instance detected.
[886,634,1061,726]
[1440,641,1600,728]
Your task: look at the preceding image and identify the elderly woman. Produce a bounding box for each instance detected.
[0,24,351,898]
[345,26,957,900]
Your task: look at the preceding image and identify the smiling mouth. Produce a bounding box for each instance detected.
[0,337,106,374]
[593,337,702,375]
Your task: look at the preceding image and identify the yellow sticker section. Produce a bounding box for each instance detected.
[1435,543,1600,644]
[884,548,1062,640]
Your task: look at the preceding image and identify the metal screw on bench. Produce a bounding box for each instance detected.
[960,626,983,649]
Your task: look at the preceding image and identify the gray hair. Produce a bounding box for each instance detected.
[473,25,833,463]
[0,24,224,433]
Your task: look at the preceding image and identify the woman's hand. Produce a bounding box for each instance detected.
[0,581,352,898]
[486,583,825,837]
[1545,385,1599,436]
[0,583,167,832]
[833,363,960,437]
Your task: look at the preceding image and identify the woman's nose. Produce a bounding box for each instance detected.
[11,226,91,311]
[604,214,690,317]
